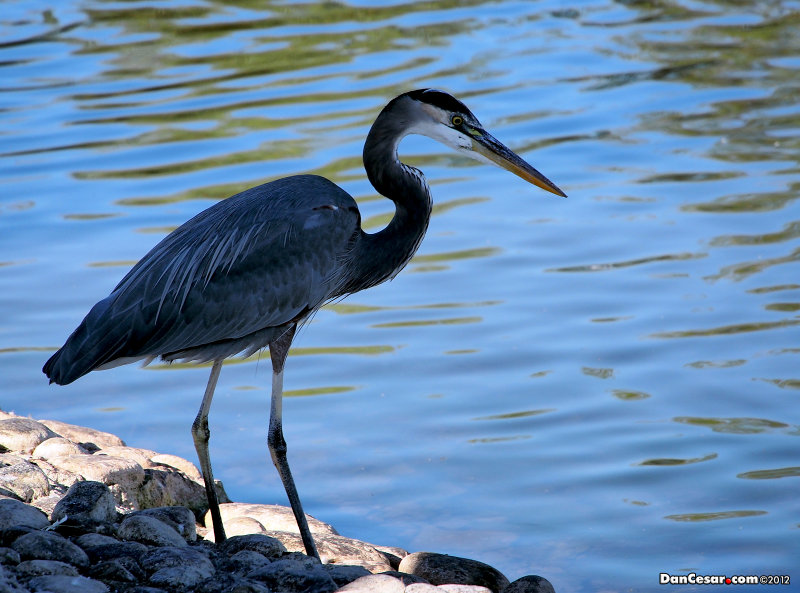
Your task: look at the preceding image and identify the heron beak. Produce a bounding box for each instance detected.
[470,128,567,197]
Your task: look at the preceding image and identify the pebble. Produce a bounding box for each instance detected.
[0,408,557,592]
[0,419,57,454]
[118,514,188,547]
[399,552,510,592]
[51,480,117,528]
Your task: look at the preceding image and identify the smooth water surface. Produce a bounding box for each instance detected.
[2,1,798,591]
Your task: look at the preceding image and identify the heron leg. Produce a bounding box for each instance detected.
[268,324,320,560]
[191,359,227,543]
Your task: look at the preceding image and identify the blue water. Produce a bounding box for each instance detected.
[2,1,798,591]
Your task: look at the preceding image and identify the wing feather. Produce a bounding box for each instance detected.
[43,175,361,384]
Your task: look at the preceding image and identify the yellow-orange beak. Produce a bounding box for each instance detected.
[471,129,566,197]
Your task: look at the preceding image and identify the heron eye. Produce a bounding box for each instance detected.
[451,115,463,126]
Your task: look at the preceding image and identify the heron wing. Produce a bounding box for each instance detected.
[44,175,361,383]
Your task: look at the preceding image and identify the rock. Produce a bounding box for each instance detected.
[88,557,145,584]
[48,454,145,492]
[14,559,80,578]
[51,481,117,529]
[0,461,50,502]
[97,446,158,467]
[404,584,441,592]
[196,573,271,593]
[136,467,210,514]
[398,553,510,593]
[437,586,493,593]
[221,516,268,538]
[0,419,58,454]
[132,506,197,542]
[207,502,337,539]
[336,573,405,592]
[27,574,109,593]
[224,550,271,576]
[82,541,149,564]
[118,514,187,547]
[74,533,118,548]
[374,545,407,569]
[0,499,49,530]
[504,575,557,593]
[0,547,20,565]
[28,459,83,494]
[379,571,431,586]
[150,454,202,480]
[11,531,89,568]
[325,563,371,587]
[142,546,215,589]
[38,420,124,450]
[248,555,337,593]
[32,437,87,460]
[219,533,286,560]
[29,492,66,519]
[313,533,394,572]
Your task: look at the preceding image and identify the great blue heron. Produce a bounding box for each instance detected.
[43,89,565,559]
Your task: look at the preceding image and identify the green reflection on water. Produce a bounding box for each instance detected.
[737,466,800,480]
[638,453,717,466]
[674,416,793,435]
[665,510,767,523]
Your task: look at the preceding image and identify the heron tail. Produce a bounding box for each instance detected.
[43,295,130,385]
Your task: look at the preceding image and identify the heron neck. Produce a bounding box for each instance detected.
[351,115,433,292]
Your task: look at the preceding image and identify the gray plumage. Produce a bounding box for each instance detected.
[43,89,565,559]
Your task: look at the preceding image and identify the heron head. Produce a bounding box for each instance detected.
[401,88,566,198]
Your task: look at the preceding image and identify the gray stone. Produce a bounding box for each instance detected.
[248,555,337,593]
[0,461,50,502]
[97,446,157,467]
[51,481,117,527]
[131,506,196,542]
[504,575,557,593]
[137,467,211,514]
[398,553,510,592]
[196,573,271,593]
[143,546,215,590]
[208,502,337,539]
[325,563,371,586]
[0,499,49,530]
[225,550,271,577]
[379,571,431,586]
[11,531,89,568]
[0,547,20,565]
[141,546,215,576]
[0,419,57,454]
[336,573,405,592]
[118,514,187,547]
[14,559,79,578]
[314,533,393,573]
[150,454,202,480]
[38,420,124,450]
[82,541,149,564]
[220,534,285,559]
[27,574,109,593]
[32,438,87,460]
[74,533,118,549]
[437,586,493,593]
[88,557,145,584]
[404,584,442,593]
[220,516,268,538]
[48,454,144,492]
[374,545,407,570]
[0,564,26,593]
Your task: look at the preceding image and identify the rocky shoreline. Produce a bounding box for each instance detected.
[0,409,554,593]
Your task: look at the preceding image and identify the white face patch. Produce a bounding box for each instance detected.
[406,103,475,154]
